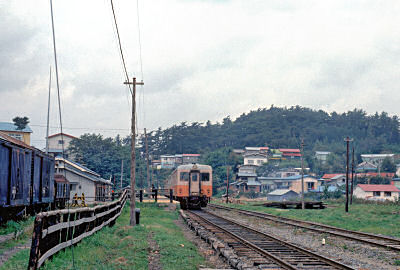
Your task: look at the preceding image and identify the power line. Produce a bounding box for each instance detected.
[110,0,132,96]
[136,0,146,128]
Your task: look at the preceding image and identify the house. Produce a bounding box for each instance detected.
[160,155,176,168]
[55,157,112,202]
[238,164,258,174]
[356,161,377,172]
[182,154,200,164]
[320,174,346,187]
[269,149,283,160]
[258,177,278,192]
[354,184,400,201]
[262,175,318,193]
[269,168,300,178]
[246,179,262,192]
[243,153,267,166]
[0,122,32,145]
[46,133,77,159]
[279,149,301,159]
[267,189,299,202]
[315,151,331,163]
[361,154,394,166]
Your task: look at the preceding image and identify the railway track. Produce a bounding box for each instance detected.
[187,209,353,270]
[208,204,400,251]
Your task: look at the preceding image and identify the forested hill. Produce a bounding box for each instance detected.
[144,106,400,155]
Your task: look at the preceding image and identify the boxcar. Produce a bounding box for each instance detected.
[0,133,56,222]
[166,163,212,209]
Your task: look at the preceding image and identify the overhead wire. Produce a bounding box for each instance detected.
[136,0,145,128]
[49,0,75,268]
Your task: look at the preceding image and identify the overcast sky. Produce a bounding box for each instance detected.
[1,1,400,148]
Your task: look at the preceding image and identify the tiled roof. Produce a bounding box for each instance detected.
[322,173,344,179]
[0,122,32,133]
[48,133,77,139]
[356,172,395,178]
[279,149,301,153]
[358,184,400,192]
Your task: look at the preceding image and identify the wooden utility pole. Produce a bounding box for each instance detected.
[350,146,355,205]
[226,166,230,204]
[344,137,353,212]
[124,77,144,226]
[300,139,305,210]
[120,160,124,189]
[144,128,150,189]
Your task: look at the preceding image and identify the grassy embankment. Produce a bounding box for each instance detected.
[1,203,206,270]
[213,200,400,237]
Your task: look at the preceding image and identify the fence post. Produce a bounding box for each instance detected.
[28,216,43,270]
[155,189,158,202]
[170,189,173,203]
[139,190,143,202]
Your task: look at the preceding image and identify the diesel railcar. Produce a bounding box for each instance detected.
[0,132,67,222]
[166,163,212,210]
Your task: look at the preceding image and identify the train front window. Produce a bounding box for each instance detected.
[180,172,189,181]
[191,173,198,181]
[201,173,210,181]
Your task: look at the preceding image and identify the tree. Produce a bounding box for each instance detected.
[381,157,396,172]
[12,116,29,130]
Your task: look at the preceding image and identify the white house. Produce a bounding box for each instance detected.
[354,184,400,201]
[361,154,394,166]
[46,133,77,160]
[55,157,112,202]
[243,153,267,166]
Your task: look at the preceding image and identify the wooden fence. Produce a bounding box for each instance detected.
[28,190,128,270]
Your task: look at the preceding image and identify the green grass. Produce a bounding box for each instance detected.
[213,200,400,237]
[1,203,206,270]
[0,217,34,236]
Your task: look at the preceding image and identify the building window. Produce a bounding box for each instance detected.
[307,182,315,190]
[248,159,254,164]
[257,160,262,165]
[8,133,23,141]
[58,140,64,145]
[373,191,381,196]
[384,192,391,197]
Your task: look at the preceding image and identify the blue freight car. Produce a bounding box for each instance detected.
[0,132,59,222]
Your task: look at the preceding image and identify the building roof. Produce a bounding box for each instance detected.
[54,174,69,183]
[243,153,267,158]
[283,175,315,181]
[267,189,298,196]
[356,172,395,178]
[0,122,32,133]
[321,173,344,179]
[358,184,400,192]
[0,131,34,149]
[48,133,77,139]
[315,151,331,155]
[182,154,200,157]
[237,172,257,177]
[357,161,377,170]
[279,149,301,153]
[361,154,394,158]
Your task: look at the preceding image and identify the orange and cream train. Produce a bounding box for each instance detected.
[166,163,212,209]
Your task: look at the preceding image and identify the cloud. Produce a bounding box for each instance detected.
[1,0,400,149]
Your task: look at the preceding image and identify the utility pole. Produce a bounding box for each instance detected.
[45,66,51,154]
[300,139,305,210]
[144,128,150,189]
[120,160,124,189]
[350,146,355,205]
[344,137,353,212]
[226,166,230,204]
[124,77,144,226]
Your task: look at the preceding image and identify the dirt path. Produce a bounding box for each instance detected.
[148,232,162,270]
[0,239,30,268]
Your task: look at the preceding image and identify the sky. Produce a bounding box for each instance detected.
[1,1,400,148]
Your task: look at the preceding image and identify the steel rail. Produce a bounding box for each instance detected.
[209,204,400,251]
[187,210,353,270]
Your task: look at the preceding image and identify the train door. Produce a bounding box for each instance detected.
[189,170,200,196]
